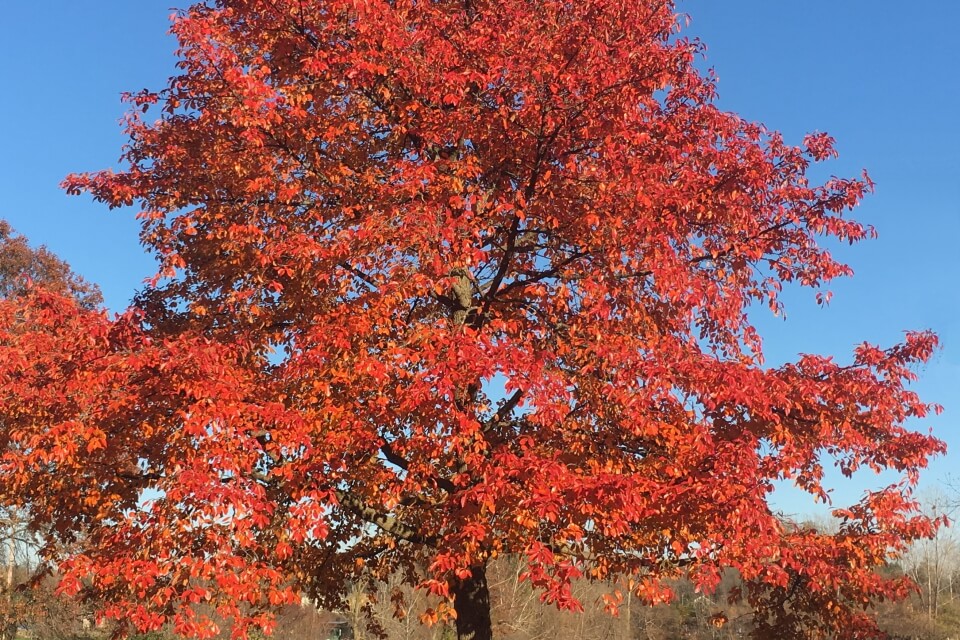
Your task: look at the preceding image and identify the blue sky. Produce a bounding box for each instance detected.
[681,1,960,514]
[0,1,956,516]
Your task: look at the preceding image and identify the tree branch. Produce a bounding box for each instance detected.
[333,488,434,546]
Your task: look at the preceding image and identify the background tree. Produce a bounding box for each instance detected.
[0,509,33,640]
[0,221,102,640]
[0,1,946,639]
[900,491,960,627]
[0,221,101,309]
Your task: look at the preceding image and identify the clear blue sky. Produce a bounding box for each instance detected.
[1,1,956,516]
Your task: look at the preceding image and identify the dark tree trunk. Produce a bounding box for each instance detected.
[453,563,493,640]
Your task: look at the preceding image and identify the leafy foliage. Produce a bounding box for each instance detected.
[0,225,101,640]
[0,221,101,308]
[0,1,946,638]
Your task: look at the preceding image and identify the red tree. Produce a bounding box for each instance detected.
[0,221,101,309]
[0,223,102,640]
[0,1,944,639]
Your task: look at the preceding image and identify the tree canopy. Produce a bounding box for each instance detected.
[0,221,101,309]
[0,1,945,639]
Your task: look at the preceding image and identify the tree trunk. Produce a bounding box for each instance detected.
[453,564,493,640]
[5,536,12,594]
[2,517,14,640]
[624,587,632,640]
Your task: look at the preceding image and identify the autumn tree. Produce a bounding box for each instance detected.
[0,222,102,640]
[0,221,101,309]
[0,1,946,639]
